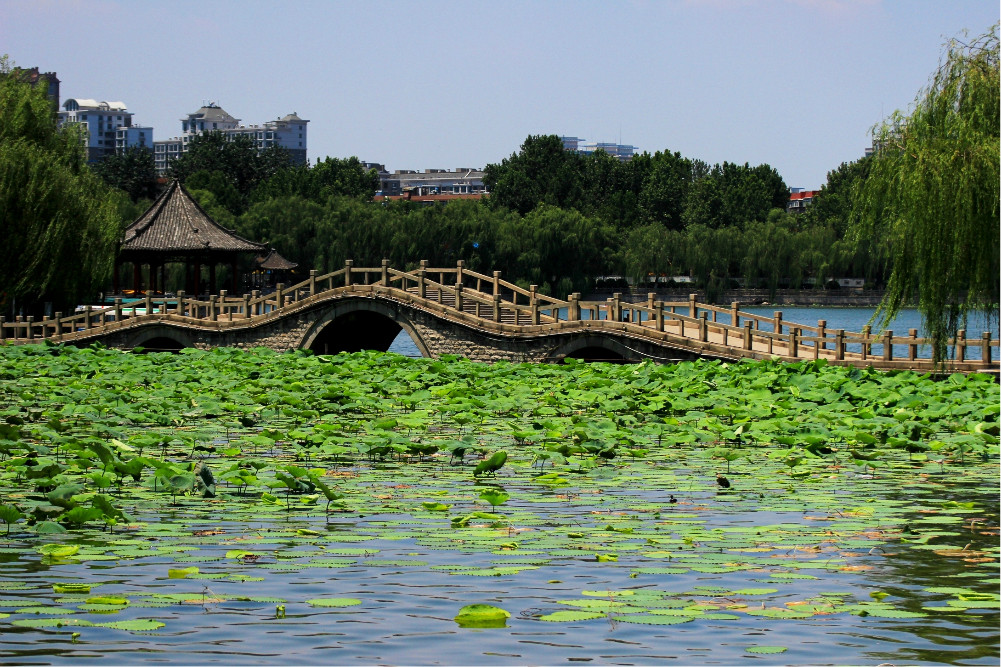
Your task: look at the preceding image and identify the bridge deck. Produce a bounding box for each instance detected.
[2,261,997,373]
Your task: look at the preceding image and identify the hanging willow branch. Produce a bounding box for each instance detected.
[851,25,1000,361]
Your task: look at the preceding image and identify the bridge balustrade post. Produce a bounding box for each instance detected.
[817,319,827,353]
[882,330,893,361]
[743,321,753,350]
[54,313,62,339]
[41,316,50,340]
[456,259,464,288]
[789,327,800,357]
[275,284,284,312]
[493,294,502,322]
[956,329,966,362]
[656,300,665,332]
[492,270,501,297]
[310,269,318,295]
[418,260,429,299]
[209,296,218,322]
[381,261,389,288]
[689,294,697,319]
[344,260,353,287]
[218,290,227,320]
[176,291,186,316]
[834,329,845,360]
[455,284,464,313]
[908,328,918,361]
[13,316,21,340]
[26,316,34,341]
[699,312,708,342]
[145,293,152,318]
[773,311,783,335]
[569,293,580,321]
[731,301,739,327]
[0,317,5,342]
[860,326,870,360]
[530,289,539,325]
[242,295,250,319]
[84,306,92,331]
[613,293,623,322]
[982,333,993,365]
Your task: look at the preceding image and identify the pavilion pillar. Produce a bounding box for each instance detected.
[209,262,217,295]
[133,263,141,294]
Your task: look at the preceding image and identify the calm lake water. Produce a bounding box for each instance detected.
[389,307,1000,361]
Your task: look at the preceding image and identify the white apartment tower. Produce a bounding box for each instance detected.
[59,99,152,162]
[153,103,309,174]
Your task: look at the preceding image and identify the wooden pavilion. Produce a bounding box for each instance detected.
[253,248,299,289]
[115,180,266,296]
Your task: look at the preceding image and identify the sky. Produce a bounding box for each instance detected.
[3,0,997,189]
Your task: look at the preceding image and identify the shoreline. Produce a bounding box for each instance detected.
[583,288,897,308]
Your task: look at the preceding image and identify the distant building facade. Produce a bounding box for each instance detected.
[15,67,60,114]
[561,136,636,161]
[153,103,309,174]
[58,99,145,163]
[376,168,488,197]
[786,188,819,214]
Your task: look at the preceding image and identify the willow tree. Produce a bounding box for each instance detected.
[851,27,999,360]
[0,55,124,315]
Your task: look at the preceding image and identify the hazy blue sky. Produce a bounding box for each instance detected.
[3,1,996,188]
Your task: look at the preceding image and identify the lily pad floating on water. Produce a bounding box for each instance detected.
[745,645,788,654]
[53,583,92,594]
[454,604,510,628]
[537,610,607,622]
[94,618,166,632]
[36,544,80,558]
[305,597,362,608]
[168,566,200,578]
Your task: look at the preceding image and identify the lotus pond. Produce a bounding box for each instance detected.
[0,344,998,665]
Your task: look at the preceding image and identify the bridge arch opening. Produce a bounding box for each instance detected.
[561,346,629,363]
[132,336,187,353]
[548,336,638,364]
[304,310,426,357]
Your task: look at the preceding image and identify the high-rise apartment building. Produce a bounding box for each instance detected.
[58,99,150,163]
[153,103,309,174]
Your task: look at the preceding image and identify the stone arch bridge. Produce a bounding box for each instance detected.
[2,261,997,373]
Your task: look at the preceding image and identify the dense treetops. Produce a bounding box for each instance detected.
[0,56,125,315]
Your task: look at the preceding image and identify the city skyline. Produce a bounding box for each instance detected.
[3,0,996,188]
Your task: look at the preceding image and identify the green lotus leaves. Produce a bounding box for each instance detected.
[305,597,362,608]
[0,346,997,660]
[454,604,511,628]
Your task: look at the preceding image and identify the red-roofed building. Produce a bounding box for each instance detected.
[786,189,819,214]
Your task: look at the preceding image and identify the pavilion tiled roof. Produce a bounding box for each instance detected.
[257,249,298,271]
[121,180,265,254]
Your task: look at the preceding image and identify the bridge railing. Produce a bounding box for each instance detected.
[1,260,997,367]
